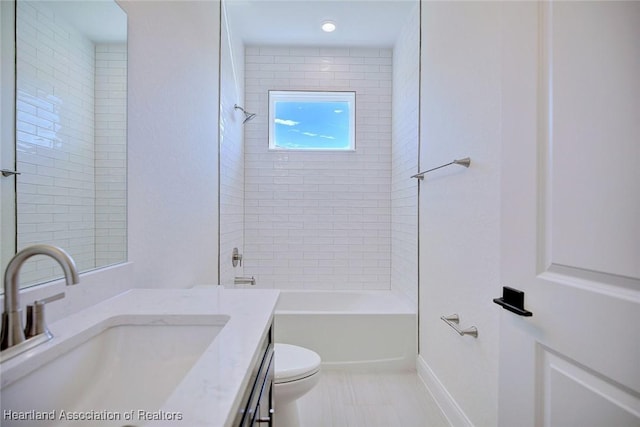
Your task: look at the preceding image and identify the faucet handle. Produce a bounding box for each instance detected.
[36,292,65,305]
[24,292,65,339]
[232,248,243,267]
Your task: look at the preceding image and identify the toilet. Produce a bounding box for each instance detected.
[274,343,322,427]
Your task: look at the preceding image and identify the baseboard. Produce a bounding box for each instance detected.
[416,355,474,427]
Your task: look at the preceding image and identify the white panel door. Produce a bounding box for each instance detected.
[499,2,640,426]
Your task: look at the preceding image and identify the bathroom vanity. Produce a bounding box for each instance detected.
[234,325,274,426]
[0,287,279,427]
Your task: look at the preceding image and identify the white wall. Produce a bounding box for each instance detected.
[391,4,420,305]
[219,2,245,286]
[243,46,392,290]
[417,2,501,426]
[125,0,220,289]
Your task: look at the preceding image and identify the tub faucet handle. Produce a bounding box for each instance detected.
[24,292,65,339]
[232,248,243,267]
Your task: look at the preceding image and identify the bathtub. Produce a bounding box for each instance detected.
[274,290,417,371]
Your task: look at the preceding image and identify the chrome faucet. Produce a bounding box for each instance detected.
[1,244,79,352]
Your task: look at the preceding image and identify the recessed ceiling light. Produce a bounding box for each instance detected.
[321,21,336,33]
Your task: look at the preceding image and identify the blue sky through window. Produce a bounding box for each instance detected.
[269,91,355,150]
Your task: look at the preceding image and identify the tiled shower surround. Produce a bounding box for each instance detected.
[218,6,419,297]
[243,46,393,289]
[391,7,420,304]
[219,7,246,286]
[15,2,126,284]
[94,44,127,268]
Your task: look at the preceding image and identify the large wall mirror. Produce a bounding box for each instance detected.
[0,0,127,291]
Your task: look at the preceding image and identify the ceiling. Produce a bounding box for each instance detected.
[39,1,127,43]
[224,0,418,47]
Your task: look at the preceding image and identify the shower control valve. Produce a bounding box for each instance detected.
[232,247,243,267]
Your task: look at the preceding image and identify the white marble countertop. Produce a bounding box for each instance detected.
[0,287,280,427]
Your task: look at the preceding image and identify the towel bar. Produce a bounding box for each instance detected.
[440,314,478,338]
[411,157,471,180]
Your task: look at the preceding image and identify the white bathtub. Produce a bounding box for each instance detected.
[274,290,417,371]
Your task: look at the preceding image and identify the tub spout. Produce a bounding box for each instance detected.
[234,276,256,286]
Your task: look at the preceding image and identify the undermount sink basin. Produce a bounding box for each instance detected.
[1,314,228,427]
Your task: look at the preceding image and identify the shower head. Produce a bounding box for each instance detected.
[234,104,256,124]
[243,112,256,124]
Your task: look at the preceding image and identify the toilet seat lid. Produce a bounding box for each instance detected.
[274,343,321,383]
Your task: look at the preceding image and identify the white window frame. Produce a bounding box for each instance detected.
[268,90,356,151]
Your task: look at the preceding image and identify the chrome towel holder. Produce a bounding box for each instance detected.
[411,157,471,180]
[440,314,478,338]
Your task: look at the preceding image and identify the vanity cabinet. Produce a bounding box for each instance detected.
[234,324,274,426]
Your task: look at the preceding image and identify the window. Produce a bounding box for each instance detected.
[269,90,355,151]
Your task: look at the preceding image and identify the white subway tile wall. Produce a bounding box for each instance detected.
[95,44,127,267]
[244,46,393,290]
[15,2,126,285]
[391,6,420,305]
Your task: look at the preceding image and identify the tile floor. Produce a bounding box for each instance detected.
[295,370,450,427]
